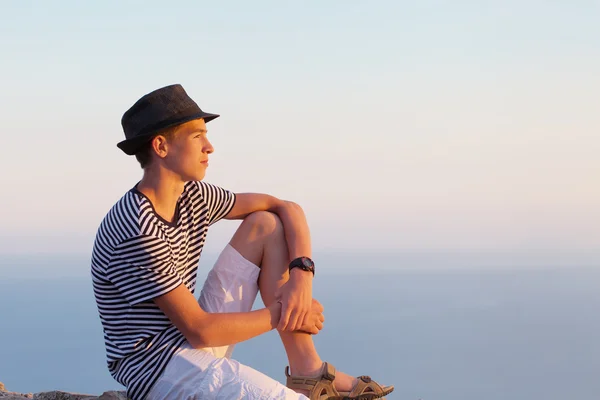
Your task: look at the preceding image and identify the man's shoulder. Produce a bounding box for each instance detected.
[183,180,201,194]
[183,180,235,210]
[183,180,214,204]
[104,189,142,220]
[190,180,234,199]
[96,189,144,245]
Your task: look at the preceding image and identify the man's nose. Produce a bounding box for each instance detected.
[204,139,214,154]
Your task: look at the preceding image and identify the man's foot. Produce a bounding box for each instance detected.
[286,362,393,399]
[289,365,356,395]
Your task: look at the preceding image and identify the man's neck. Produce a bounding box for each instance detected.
[136,168,185,224]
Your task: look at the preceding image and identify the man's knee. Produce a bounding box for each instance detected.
[240,211,283,239]
[229,211,283,267]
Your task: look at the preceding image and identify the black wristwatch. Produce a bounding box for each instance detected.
[289,257,315,276]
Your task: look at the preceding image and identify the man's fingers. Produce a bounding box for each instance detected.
[319,314,325,323]
[316,320,323,330]
[313,322,323,335]
[278,305,291,331]
[312,299,324,313]
[305,312,314,328]
[287,310,300,332]
[297,311,308,331]
[295,311,305,331]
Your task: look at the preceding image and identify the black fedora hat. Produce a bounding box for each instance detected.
[117,84,219,155]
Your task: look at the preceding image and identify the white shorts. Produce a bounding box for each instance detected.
[147,244,308,400]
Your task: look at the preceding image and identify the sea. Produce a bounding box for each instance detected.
[0,251,599,400]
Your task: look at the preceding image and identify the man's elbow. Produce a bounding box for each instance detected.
[187,336,208,349]
[185,325,212,349]
[177,314,214,349]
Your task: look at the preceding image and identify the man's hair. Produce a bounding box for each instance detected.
[134,127,178,169]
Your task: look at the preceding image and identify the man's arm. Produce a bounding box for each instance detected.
[110,233,315,348]
[154,284,285,349]
[225,193,315,331]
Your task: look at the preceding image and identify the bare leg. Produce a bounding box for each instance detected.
[229,211,357,394]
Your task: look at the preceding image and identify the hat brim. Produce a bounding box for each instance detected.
[117,111,219,155]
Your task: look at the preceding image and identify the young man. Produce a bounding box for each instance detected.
[91,84,393,400]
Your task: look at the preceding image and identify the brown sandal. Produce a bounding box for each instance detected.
[285,362,394,400]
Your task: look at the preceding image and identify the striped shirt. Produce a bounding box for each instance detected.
[90,180,236,400]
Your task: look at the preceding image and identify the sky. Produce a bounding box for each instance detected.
[0,0,598,255]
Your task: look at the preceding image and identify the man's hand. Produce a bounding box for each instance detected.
[276,269,315,331]
[296,298,325,334]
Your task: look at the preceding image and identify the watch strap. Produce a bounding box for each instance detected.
[288,256,315,276]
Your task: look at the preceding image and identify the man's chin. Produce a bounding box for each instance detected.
[191,172,206,181]
[181,168,207,182]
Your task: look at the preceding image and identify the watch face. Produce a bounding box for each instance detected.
[302,258,313,267]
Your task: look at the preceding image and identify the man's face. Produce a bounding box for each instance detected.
[161,118,214,181]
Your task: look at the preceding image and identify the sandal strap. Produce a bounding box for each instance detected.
[285,362,340,399]
[286,377,323,392]
[346,375,387,397]
[322,362,336,381]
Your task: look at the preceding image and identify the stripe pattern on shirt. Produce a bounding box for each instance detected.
[91,181,235,400]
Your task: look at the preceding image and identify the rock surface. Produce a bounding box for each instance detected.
[0,383,128,400]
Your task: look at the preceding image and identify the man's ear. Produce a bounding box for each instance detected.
[151,135,170,158]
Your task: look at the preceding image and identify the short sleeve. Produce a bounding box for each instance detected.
[108,235,183,305]
[196,181,236,226]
